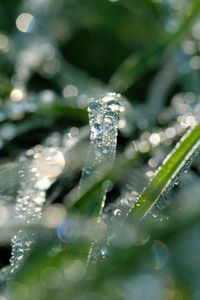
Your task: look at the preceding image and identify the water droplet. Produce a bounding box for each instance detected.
[101,93,118,104]
[32,147,65,187]
[33,196,46,205]
[68,127,79,139]
[84,167,93,175]
[94,146,103,157]
[174,178,179,186]
[102,146,111,154]
[91,124,102,140]
[35,178,49,190]
[107,100,120,112]
[105,110,117,118]
[104,116,114,131]
[113,209,121,217]
[100,247,108,258]
[88,102,102,113]
[57,219,76,242]
[104,116,112,124]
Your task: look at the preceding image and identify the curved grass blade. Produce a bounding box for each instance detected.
[110,0,200,92]
[131,124,200,218]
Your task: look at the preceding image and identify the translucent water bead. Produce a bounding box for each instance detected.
[90,123,103,140]
[88,101,102,113]
[32,147,66,190]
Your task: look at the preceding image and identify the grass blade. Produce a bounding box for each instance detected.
[131,125,200,218]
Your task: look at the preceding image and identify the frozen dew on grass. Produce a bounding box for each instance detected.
[79,93,122,264]
[80,92,121,186]
[10,146,65,275]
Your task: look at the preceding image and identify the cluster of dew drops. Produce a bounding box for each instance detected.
[10,146,66,274]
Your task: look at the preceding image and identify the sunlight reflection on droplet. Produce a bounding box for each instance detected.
[63,85,78,98]
[33,147,65,182]
[138,141,150,153]
[165,127,176,139]
[149,133,161,146]
[145,171,154,178]
[185,115,197,127]
[16,13,35,33]
[148,157,158,168]
[10,89,24,102]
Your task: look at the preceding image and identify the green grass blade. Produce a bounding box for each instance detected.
[66,152,141,216]
[131,125,200,218]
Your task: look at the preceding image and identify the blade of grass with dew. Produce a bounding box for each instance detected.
[65,151,142,217]
[110,0,200,92]
[130,124,200,219]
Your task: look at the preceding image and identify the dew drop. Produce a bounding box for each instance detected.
[84,167,93,175]
[101,93,118,104]
[94,146,103,157]
[104,117,114,131]
[57,219,76,243]
[113,209,121,217]
[35,178,52,191]
[32,147,65,188]
[100,247,108,258]
[105,110,117,118]
[91,123,103,140]
[107,100,120,112]
[102,146,111,154]
[88,102,102,113]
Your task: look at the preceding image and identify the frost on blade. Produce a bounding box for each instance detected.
[79,93,121,264]
[10,147,65,276]
[79,93,121,198]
